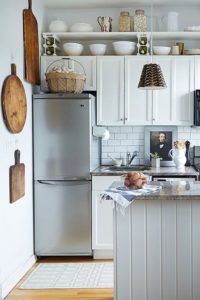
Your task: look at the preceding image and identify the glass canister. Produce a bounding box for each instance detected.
[134,9,147,32]
[119,11,131,32]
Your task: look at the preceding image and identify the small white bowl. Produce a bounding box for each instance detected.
[113,159,123,167]
[153,46,171,55]
[63,43,83,56]
[70,23,94,32]
[112,41,136,55]
[89,44,107,55]
[49,20,68,32]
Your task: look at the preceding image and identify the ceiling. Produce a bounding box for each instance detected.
[43,0,199,8]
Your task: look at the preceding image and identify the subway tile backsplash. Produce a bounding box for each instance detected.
[101,126,200,166]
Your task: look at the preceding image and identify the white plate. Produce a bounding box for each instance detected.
[184,26,200,32]
[184,49,200,55]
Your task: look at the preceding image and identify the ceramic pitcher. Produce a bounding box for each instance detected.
[97,16,112,32]
[169,148,186,169]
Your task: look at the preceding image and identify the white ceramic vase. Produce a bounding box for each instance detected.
[169,148,186,169]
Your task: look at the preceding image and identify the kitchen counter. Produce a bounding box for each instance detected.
[114,180,200,300]
[111,180,200,199]
[92,165,199,176]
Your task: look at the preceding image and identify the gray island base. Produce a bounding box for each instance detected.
[113,181,200,300]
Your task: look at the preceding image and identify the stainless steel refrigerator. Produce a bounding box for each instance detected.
[33,93,100,256]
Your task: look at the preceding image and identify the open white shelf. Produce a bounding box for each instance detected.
[42,31,200,41]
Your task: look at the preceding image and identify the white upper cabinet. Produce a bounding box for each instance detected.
[169,56,194,126]
[150,56,194,126]
[97,55,194,126]
[40,55,96,92]
[125,56,152,125]
[97,56,124,126]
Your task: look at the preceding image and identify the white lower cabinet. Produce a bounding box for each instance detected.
[97,56,194,126]
[92,175,120,259]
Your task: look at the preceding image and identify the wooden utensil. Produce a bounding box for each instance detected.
[23,0,40,85]
[9,150,25,203]
[2,64,27,133]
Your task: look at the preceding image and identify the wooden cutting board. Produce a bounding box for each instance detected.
[9,150,25,203]
[23,0,40,85]
[2,64,27,133]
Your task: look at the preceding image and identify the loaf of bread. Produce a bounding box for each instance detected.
[124,172,147,189]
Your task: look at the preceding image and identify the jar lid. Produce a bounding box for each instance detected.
[120,11,130,16]
[135,9,144,15]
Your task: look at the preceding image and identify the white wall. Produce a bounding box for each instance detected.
[0,1,44,299]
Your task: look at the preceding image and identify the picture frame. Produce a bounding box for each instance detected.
[144,126,178,167]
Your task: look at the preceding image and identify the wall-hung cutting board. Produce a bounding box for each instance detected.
[23,0,40,85]
[2,64,27,133]
[9,150,25,203]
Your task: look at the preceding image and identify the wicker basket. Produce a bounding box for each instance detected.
[46,71,86,93]
[45,58,86,93]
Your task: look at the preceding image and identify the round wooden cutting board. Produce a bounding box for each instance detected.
[2,64,27,133]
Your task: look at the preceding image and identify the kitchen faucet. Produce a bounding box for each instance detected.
[126,151,139,167]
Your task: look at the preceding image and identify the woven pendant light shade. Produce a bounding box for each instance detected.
[138,63,167,90]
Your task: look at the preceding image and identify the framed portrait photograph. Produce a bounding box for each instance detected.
[144,126,178,166]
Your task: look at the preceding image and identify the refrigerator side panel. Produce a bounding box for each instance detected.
[34,180,92,255]
[90,96,100,172]
[33,98,91,179]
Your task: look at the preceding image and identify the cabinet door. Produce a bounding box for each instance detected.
[152,56,194,126]
[71,56,96,91]
[40,55,96,92]
[152,56,173,125]
[171,56,194,125]
[97,56,124,125]
[195,56,200,90]
[92,176,120,250]
[125,56,153,125]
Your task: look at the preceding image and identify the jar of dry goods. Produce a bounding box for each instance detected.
[119,11,131,32]
[134,9,147,32]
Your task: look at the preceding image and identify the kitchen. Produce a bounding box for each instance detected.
[1,0,200,299]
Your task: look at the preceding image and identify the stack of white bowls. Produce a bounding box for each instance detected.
[89,44,107,56]
[63,43,84,56]
[112,41,136,55]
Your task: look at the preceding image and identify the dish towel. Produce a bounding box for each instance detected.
[100,183,160,214]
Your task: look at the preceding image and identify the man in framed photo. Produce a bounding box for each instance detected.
[150,131,172,161]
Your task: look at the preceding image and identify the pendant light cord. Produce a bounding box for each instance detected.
[150,0,153,62]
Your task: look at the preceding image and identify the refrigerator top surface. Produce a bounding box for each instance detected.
[33,93,95,99]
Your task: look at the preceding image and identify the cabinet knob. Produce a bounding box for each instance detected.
[125,117,128,121]
[120,118,123,121]
[152,118,155,121]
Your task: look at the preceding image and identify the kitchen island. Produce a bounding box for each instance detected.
[113,181,200,300]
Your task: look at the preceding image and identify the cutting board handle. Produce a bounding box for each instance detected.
[28,0,32,10]
[11,64,16,76]
[14,149,20,165]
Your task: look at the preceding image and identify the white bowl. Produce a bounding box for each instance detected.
[153,46,171,55]
[113,159,123,167]
[63,43,83,56]
[89,44,107,55]
[49,20,68,32]
[70,22,94,32]
[112,41,136,55]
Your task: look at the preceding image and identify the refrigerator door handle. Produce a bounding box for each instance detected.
[38,178,91,185]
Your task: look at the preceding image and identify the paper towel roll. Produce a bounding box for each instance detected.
[102,129,110,140]
[93,126,110,140]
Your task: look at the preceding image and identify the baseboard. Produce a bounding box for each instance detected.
[1,255,36,299]
[93,249,113,259]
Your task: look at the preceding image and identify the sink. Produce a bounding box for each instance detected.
[103,165,151,172]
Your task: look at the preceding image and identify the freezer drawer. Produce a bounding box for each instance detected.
[34,180,92,256]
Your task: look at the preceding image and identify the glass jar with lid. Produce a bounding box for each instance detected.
[134,9,147,32]
[119,11,131,32]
